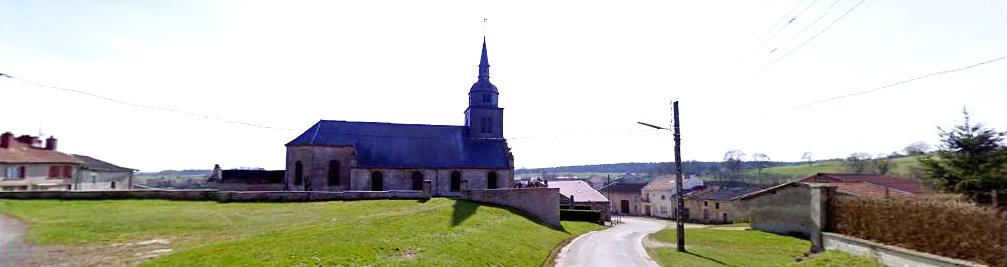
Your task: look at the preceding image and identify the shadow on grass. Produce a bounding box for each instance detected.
[683,251,735,266]
[451,199,479,226]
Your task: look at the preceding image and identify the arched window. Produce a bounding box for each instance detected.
[450,171,461,192]
[370,171,383,191]
[487,171,498,189]
[411,171,423,190]
[328,160,340,186]
[294,161,303,185]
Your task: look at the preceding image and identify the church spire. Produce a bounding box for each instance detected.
[478,37,490,81]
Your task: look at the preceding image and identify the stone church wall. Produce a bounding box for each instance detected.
[285,146,355,191]
[350,168,512,196]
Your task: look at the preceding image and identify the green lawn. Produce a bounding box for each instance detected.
[0,198,602,266]
[647,228,879,267]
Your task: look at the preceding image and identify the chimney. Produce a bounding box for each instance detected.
[0,132,11,149]
[45,136,58,150]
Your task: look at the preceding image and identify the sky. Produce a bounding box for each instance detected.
[1,0,1005,172]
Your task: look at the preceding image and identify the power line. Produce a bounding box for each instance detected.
[792,55,1007,109]
[758,0,867,74]
[758,0,824,47]
[756,0,810,42]
[0,73,298,131]
[769,0,843,53]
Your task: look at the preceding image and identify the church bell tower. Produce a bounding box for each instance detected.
[465,38,504,139]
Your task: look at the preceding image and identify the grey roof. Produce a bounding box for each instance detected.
[549,180,609,203]
[599,182,647,193]
[72,154,135,172]
[286,120,510,169]
[688,186,765,201]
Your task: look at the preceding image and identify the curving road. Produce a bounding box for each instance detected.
[555,216,669,267]
[0,214,31,267]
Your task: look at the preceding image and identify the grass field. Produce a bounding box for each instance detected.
[0,198,602,266]
[746,155,926,179]
[647,228,880,267]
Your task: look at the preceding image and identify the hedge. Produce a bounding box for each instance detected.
[828,195,1006,266]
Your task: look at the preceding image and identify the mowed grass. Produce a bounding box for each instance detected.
[647,228,879,267]
[0,198,602,266]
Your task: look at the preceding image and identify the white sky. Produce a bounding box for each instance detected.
[1,0,1005,172]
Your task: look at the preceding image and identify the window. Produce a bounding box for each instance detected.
[487,171,498,189]
[450,171,462,192]
[704,201,708,206]
[327,160,340,186]
[481,118,492,134]
[370,171,384,191]
[62,166,72,178]
[715,203,720,209]
[49,166,60,178]
[482,94,491,103]
[17,166,25,179]
[294,161,303,185]
[660,206,667,214]
[661,195,666,200]
[411,171,424,190]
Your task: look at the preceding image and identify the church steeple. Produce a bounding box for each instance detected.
[465,37,504,139]
[478,37,490,81]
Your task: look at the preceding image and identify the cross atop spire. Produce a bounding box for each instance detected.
[478,37,490,81]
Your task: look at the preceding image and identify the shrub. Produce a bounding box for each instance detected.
[560,209,602,224]
[828,195,1006,266]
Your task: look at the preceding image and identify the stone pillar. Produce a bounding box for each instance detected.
[809,184,835,252]
[422,180,432,196]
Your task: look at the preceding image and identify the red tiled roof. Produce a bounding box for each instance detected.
[799,173,929,194]
[804,182,914,198]
[0,141,83,164]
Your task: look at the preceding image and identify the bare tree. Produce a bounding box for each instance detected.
[871,153,896,175]
[843,153,872,174]
[751,153,771,174]
[722,150,746,175]
[904,141,931,155]
[801,152,813,166]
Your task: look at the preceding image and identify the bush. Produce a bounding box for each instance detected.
[560,209,602,224]
[828,195,1006,266]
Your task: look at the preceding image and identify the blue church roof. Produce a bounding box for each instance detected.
[286,120,510,169]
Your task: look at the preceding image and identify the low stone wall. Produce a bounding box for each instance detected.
[0,189,429,202]
[823,232,985,267]
[461,187,560,228]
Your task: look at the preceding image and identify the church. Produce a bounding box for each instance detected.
[283,39,513,196]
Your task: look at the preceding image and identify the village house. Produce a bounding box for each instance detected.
[282,39,512,196]
[599,181,648,216]
[682,186,763,224]
[549,180,611,221]
[641,175,704,219]
[72,154,136,190]
[0,132,82,191]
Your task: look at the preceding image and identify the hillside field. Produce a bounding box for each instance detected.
[745,155,926,179]
[0,198,601,266]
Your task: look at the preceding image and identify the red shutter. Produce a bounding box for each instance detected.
[62,166,72,178]
[49,166,59,177]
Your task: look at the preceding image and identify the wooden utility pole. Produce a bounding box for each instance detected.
[672,100,686,252]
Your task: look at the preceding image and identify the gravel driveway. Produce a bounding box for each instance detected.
[0,214,31,267]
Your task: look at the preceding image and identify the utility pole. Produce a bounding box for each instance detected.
[672,100,686,252]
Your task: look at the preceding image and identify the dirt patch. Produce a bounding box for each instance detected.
[0,214,32,267]
[17,238,175,267]
[642,236,675,248]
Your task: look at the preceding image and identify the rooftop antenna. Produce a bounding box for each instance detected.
[482,17,488,37]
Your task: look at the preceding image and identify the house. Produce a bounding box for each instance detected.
[0,132,82,191]
[72,154,136,190]
[549,180,611,221]
[282,39,512,195]
[599,182,648,216]
[682,186,763,224]
[641,175,704,219]
[797,173,929,197]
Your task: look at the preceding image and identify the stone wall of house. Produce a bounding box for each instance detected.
[606,191,644,216]
[747,183,815,238]
[683,199,745,224]
[461,187,560,228]
[285,146,356,191]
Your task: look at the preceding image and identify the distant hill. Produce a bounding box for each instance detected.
[750,155,926,179]
[137,169,211,177]
[516,161,796,176]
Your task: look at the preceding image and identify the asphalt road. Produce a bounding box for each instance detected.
[555,216,669,267]
[0,214,31,267]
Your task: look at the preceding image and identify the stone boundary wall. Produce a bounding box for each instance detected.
[0,189,429,202]
[823,232,985,267]
[461,187,560,228]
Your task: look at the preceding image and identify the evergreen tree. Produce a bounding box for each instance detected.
[920,110,1007,202]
